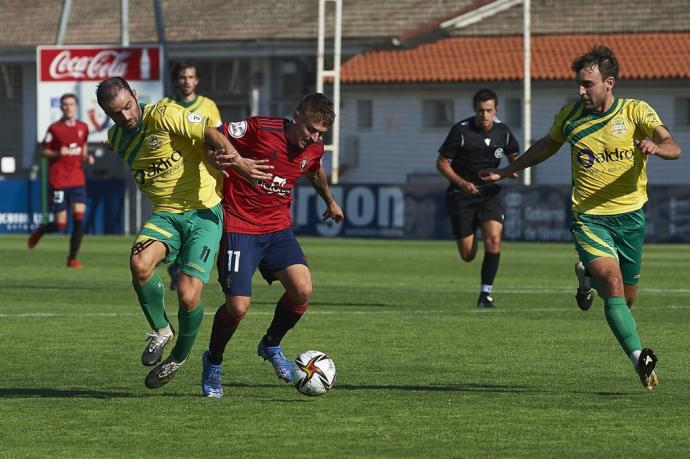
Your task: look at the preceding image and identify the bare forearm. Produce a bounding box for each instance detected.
[505,136,559,175]
[656,138,681,160]
[204,127,234,152]
[308,169,336,204]
[437,160,456,183]
[436,156,469,186]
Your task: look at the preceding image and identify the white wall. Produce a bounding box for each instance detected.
[339,80,690,185]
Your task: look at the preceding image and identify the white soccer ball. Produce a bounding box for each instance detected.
[292,350,336,396]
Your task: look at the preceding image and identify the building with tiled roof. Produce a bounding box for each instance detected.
[1,0,688,189]
[332,0,690,186]
[340,33,690,84]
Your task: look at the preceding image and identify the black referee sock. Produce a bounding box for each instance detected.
[481,252,501,286]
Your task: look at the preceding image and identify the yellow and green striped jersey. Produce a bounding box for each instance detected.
[159,95,221,127]
[107,102,221,213]
[549,98,663,215]
[160,95,223,193]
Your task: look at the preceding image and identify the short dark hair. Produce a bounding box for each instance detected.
[96,77,134,108]
[473,89,498,109]
[60,93,78,104]
[571,46,619,81]
[296,93,335,128]
[171,61,198,81]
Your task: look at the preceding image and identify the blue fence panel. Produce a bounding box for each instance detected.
[0,179,124,234]
[3,179,688,241]
[292,184,690,243]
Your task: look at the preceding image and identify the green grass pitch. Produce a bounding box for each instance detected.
[1,235,689,457]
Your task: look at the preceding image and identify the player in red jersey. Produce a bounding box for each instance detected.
[200,93,344,397]
[28,93,93,268]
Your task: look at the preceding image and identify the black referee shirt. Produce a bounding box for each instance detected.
[438,116,519,189]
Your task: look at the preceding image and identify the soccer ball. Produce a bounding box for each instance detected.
[292,350,336,396]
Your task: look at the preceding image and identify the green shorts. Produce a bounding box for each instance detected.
[133,203,223,283]
[570,209,645,285]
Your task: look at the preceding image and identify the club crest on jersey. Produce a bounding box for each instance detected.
[228,121,248,138]
[147,135,163,151]
[494,148,503,158]
[610,118,628,137]
[187,113,203,123]
[300,159,308,170]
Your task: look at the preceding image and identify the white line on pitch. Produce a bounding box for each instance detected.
[2,304,690,318]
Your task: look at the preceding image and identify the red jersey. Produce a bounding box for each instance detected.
[43,119,89,189]
[221,116,323,234]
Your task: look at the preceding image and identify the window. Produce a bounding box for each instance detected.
[674,97,690,129]
[357,100,373,129]
[422,100,454,128]
[503,98,522,128]
[280,61,301,97]
[217,60,251,95]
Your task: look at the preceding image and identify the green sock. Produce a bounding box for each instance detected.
[171,303,204,362]
[604,297,641,355]
[133,272,168,330]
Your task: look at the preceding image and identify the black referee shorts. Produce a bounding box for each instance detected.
[445,188,504,239]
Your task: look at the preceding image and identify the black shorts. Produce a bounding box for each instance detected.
[445,188,504,239]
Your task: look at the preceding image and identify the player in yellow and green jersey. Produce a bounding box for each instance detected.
[160,61,222,291]
[161,61,221,125]
[96,76,273,390]
[480,46,681,390]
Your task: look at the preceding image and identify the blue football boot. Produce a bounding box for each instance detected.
[201,350,224,398]
[257,341,296,383]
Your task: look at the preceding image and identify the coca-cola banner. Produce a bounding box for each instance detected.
[36,45,163,142]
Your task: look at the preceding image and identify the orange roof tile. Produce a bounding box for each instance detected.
[341,33,690,83]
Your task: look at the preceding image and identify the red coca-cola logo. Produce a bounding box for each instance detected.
[39,47,160,82]
[49,50,130,80]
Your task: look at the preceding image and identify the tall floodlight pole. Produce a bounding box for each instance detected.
[523,0,532,185]
[316,0,342,184]
[154,0,170,97]
[121,0,132,234]
[56,0,72,45]
[40,0,74,226]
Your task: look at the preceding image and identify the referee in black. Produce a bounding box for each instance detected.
[436,89,520,308]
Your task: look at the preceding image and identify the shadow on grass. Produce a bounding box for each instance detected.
[583,391,629,397]
[0,386,308,402]
[335,383,533,393]
[224,381,531,394]
[0,385,631,399]
[0,388,147,398]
